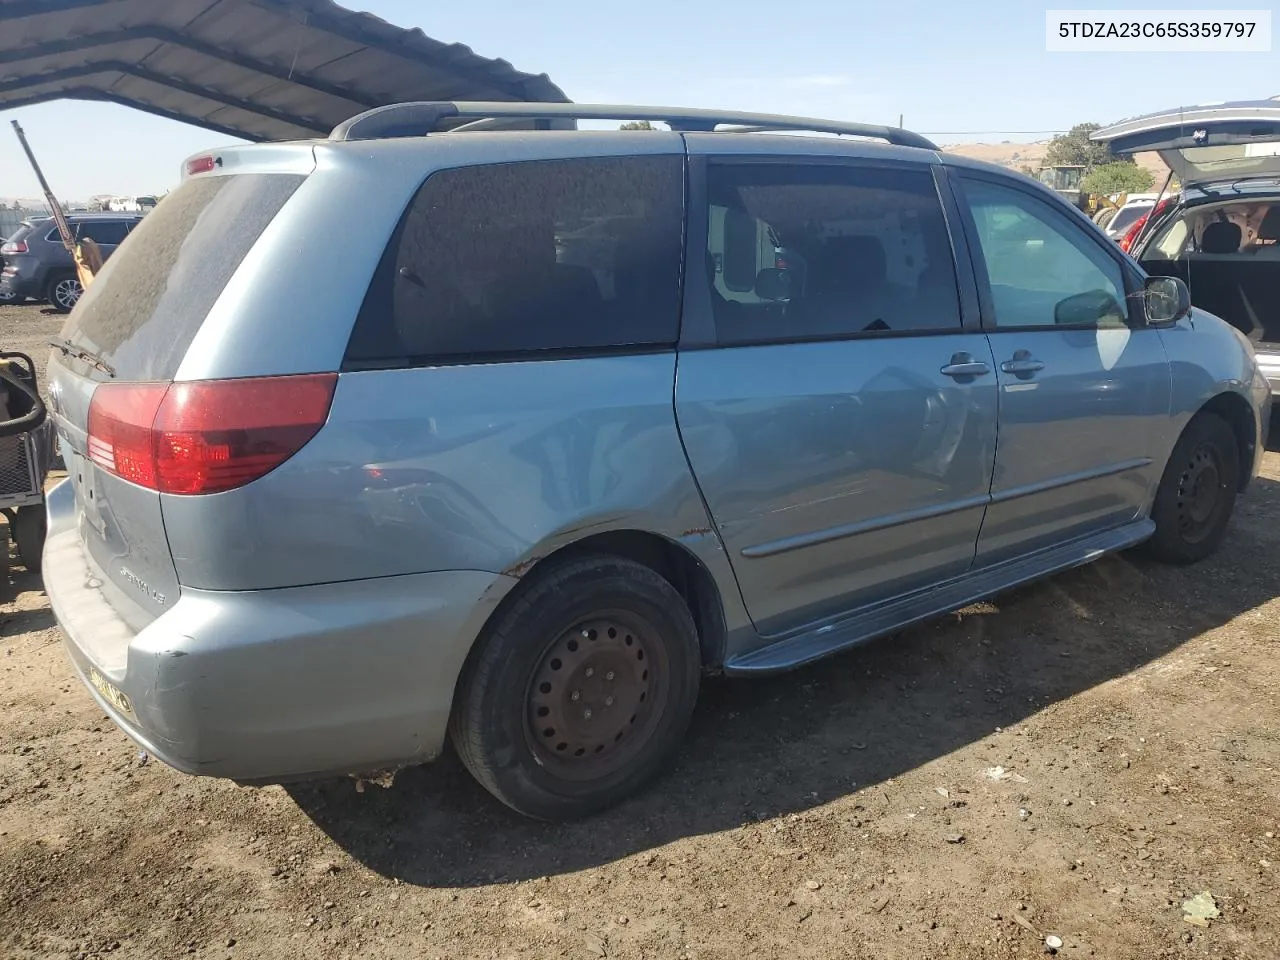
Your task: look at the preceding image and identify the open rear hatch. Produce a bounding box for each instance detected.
[1097,100,1280,353]
[1093,98,1280,188]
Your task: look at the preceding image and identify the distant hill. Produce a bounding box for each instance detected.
[941,142,1171,185]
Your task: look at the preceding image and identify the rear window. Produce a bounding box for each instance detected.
[64,174,305,381]
[1107,204,1151,234]
[344,156,685,366]
[4,224,34,244]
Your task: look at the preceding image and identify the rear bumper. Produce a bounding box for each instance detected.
[0,274,42,299]
[44,478,517,783]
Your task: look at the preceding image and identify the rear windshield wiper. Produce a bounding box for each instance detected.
[49,338,115,378]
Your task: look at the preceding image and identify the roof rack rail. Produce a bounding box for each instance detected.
[328,101,939,150]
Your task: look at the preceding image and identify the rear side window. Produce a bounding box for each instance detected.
[64,174,305,381]
[345,156,685,366]
[75,220,131,245]
[704,162,962,345]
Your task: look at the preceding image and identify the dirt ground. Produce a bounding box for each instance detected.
[0,300,1277,960]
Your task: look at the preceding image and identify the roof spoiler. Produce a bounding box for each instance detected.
[329,101,939,150]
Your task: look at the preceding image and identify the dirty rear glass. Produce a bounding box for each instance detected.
[62,174,305,381]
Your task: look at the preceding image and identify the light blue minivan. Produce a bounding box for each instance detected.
[42,103,1271,819]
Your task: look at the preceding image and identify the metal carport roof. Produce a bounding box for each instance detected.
[0,0,568,142]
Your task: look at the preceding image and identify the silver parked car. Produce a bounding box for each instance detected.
[44,103,1271,820]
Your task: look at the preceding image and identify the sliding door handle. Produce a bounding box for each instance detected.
[940,352,991,379]
[1000,358,1045,376]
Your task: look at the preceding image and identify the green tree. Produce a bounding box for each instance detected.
[1081,162,1155,196]
[619,120,655,131]
[1043,122,1122,169]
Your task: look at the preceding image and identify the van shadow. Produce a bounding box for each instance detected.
[289,473,1280,888]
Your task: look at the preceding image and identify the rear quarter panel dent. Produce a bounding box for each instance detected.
[161,355,738,605]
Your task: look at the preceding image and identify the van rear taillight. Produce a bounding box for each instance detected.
[0,240,27,255]
[87,374,337,495]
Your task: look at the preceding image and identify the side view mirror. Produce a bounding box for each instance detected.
[0,353,47,439]
[1144,275,1191,325]
[754,267,794,301]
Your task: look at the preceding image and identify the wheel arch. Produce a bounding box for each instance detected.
[1196,391,1257,490]
[487,529,729,673]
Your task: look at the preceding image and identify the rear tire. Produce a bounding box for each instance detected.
[13,505,45,575]
[45,274,82,313]
[1144,412,1240,564]
[449,556,701,821]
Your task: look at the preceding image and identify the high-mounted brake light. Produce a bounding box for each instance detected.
[87,374,337,495]
[185,155,218,176]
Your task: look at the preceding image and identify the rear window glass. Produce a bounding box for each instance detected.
[344,156,685,366]
[64,174,304,381]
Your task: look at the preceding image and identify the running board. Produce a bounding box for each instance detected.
[724,519,1155,676]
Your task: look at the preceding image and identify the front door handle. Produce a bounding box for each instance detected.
[940,353,991,379]
[1000,349,1045,378]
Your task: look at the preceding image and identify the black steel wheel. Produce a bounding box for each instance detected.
[1145,412,1240,564]
[450,555,700,821]
[526,612,669,781]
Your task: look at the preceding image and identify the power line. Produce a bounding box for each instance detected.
[916,130,1068,136]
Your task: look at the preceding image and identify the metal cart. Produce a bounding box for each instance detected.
[0,352,54,578]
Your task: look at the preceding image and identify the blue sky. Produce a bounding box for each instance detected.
[2,0,1278,200]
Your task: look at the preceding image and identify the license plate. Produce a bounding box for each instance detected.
[88,667,136,721]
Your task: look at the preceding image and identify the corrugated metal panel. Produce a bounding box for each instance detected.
[0,0,568,142]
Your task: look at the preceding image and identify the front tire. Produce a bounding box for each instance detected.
[1145,412,1240,564]
[46,274,82,313]
[449,556,701,821]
